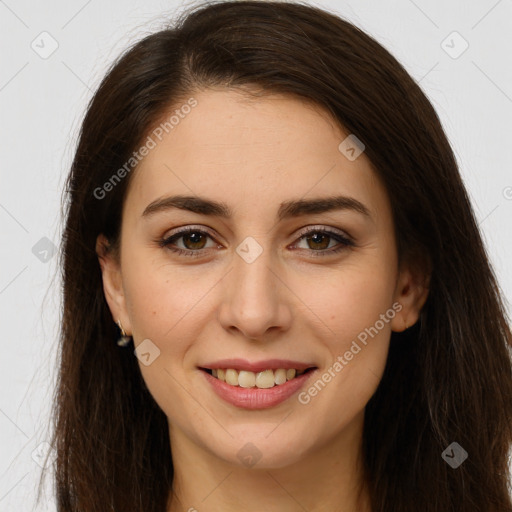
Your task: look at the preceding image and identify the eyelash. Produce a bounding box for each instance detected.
[157,225,355,258]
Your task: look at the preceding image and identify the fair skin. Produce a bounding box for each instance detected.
[96,87,429,512]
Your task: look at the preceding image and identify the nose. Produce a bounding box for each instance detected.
[217,245,293,341]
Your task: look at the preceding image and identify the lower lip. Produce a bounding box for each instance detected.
[201,369,317,410]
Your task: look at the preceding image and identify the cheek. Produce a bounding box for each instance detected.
[333,277,395,343]
[293,258,396,343]
[292,258,395,398]
[122,250,212,342]
[121,260,208,414]
[292,280,393,429]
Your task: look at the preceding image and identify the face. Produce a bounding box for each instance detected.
[97,87,427,469]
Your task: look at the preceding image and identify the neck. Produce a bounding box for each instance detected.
[166,412,371,512]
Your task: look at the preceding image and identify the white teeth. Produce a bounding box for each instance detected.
[256,369,275,388]
[286,369,296,380]
[209,367,309,388]
[225,369,239,386]
[238,370,256,388]
[274,368,287,385]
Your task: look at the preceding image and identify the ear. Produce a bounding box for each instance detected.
[95,234,132,335]
[390,259,430,333]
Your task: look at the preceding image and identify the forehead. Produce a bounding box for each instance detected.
[124,88,389,223]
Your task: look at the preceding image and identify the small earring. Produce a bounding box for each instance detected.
[116,319,131,347]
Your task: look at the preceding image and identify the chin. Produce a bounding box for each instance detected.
[204,429,312,470]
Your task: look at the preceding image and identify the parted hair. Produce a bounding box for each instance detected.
[44,1,512,511]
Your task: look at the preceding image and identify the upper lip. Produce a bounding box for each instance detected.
[199,358,317,373]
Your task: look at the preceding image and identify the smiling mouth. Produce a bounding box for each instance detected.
[200,367,317,389]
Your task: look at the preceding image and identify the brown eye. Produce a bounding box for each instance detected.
[159,227,218,257]
[181,231,207,250]
[293,227,355,256]
[305,232,332,250]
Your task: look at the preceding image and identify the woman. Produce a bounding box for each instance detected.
[45,1,512,510]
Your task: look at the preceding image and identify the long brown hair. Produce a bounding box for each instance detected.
[43,1,512,510]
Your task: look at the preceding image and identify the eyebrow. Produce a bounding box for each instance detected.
[141,194,372,221]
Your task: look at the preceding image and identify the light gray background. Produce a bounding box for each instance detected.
[1,0,511,509]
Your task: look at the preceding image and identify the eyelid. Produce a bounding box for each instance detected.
[162,224,217,240]
[294,224,353,241]
[162,224,353,243]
